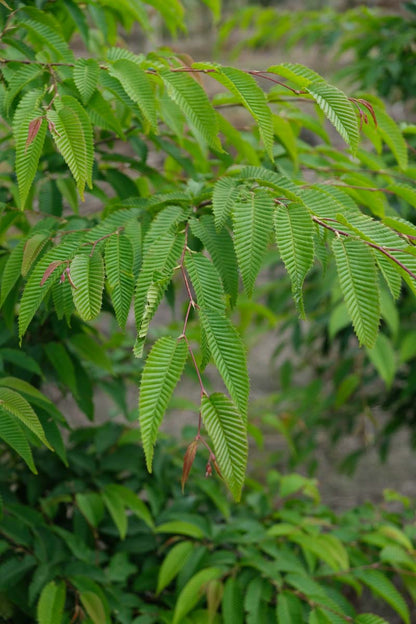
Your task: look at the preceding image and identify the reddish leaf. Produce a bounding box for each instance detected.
[25,117,43,152]
[40,260,65,286]
[181,440,198,492]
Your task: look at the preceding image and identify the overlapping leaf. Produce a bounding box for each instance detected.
[105,234,134,328]
[139,337,188,471]
[109,59,157,131]
[70,253,105,321]
[74,58,99,104]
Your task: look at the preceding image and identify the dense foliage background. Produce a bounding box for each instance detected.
[0,0,415,622]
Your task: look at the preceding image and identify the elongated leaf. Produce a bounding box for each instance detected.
[190,216,238,307]
[332,238,380,348]
[105,234,134,328]
[22,233,49,277]
[201,393,248,501]
[232,190,274,297]
[374,106,407,170]
[200,309,249,418]
[102,484,127,539]
[88,90,124,137]
[355,615,390,624]
[20,8,73,61]
[185,252,225,312]
[276,591,304,624]
[73,58,99,104]
[161,69,221,152]
[222,577,244,624]
[267,62,324,87]
[79,591,107,624]
[195,63,273,158]
[366,333,396,388]
[109,59,157,131]
[36,580,66,624]
[76,492,104,528]
[139,336,188,471]
[0,407,36,473]
[0,387,52,449]
[274,203,314,317]
[70,253,104,321]
[354,569,409,624]
[13,90,47,208]
[1,239,25,305]
[172,567,222,624]
[157,541,194,594]
[4,64,44,113]
[307,81,359,152]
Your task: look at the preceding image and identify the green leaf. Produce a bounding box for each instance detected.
[212,177,240,231]
[102,484,127,540]
[88,90,124,137]
[1,239,25,306]
[20,8,73,61]
[0,348,43,377]
[373,106,408,170]
[222,577,244,624]
[232,190,274,297]
[76,492,104,528]
[79,591,108,624]
[200,309,249,418]
[0,387,52,450]
[267,62,324,88]
[355,616,390,624]
[36,580,66,624]
[276,591,304,623]
[354,569,409,624]
[0,407,36,473]
[71,253,105,321]
[366,333,396,388]
[161,69,221,152]
[157,541,194,594]
[197,64,273,158]
[185,252,225,312]
[139,336,188,471]
[73,59,99,105]
[306,81,360,152]
[274,203,314,317]
[44,341,77,397]
[155,521,205,539]
[332,238,380,348]
[47,96,94,200]
[190,215,239,307]
[105,233,134,328]
[109,485,154,528]
[13,90,47,208]
[22,234,49,277]
[109,59,157,131]
[172,567,223,624]
[68,333,113,373]
[201,393,248,501]
[4,64,44,113]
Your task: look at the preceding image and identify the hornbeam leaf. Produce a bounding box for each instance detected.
[200,308,249,418]
[109,59,157,131]
[185,252,225,312]
[373,106,408,170]
[232,190,274,297]
[267,62,324,88]
[1,239,25,306]
[306,81,360,152]
[0,407,36,473]
[13,90,47,208]
[73,58,99,105]
[332,238,380,348]
[70,253,105,321]
[161,69,222,152]
[212,176,240,231]
[157,541,194,595]
[353,569,410,624]
[105,234,134,328]
[22,233,49,277]
[172,567,223,624]
[0,387,52,449]
[139,337,188,471]
[36,581,66,624]
[201,393,248,501]
[274,203,314,317]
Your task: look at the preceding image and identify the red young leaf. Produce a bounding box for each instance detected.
[181,439,199,492]
[40,260,65,286]
[25,117,43,152]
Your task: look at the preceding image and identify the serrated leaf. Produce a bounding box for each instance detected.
[232,190,274,297]
[139,336,188,471]
[1,239,25,306]
[20,8,73,61]
[374,107,408,170]
[212,177,240,231]
[267,62,324,87]
[201,393,247,501]
[73,58,99,104]
[355,615,390,624]
[88,90,124,137]
[161,69,221,152]
[222,577,244,624]
[13,90,47,208]
[185,252,225,312]
[172,567,222,624]
[307,81,359,152]
[109,59,157,131]
[105,234,134,328]
[36,580,66,624]
[157,541,194,594]
[276,591,304,623]
[354,569,409,624]
[332,238,380,348]
[0,387,52,449]
[274,203,314,317]
[22,233,49,277]
[190,215,239,307]
[70,253,104,321]
[0,407,36,473]
[200,309,249,418]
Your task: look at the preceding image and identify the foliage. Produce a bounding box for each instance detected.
[1,422,416,623]
[219,2,416,104]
